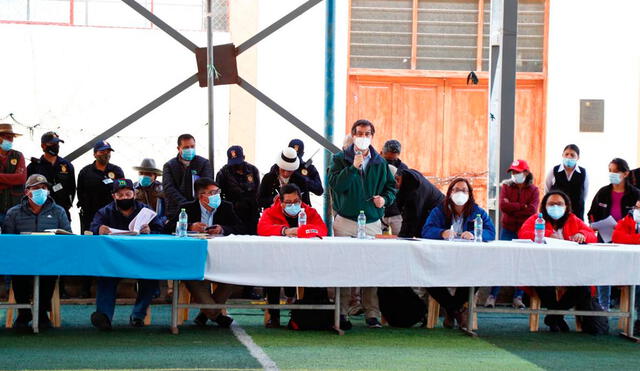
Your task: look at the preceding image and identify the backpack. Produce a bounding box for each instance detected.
[288,288,334,331]
[378,287,427,328]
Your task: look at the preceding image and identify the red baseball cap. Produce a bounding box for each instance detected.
[298,225,323,239]
[507,159,529,173]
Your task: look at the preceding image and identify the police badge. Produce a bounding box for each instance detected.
[108,172,115,179]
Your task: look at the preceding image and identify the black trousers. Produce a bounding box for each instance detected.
[266,287,297,319]
[12,275,57,319]
[427,287,478,314]
[534,286,591,311]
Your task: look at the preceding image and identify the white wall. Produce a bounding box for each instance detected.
[253,0,349,210]
[0,22,230,231]
[546,0,640,204]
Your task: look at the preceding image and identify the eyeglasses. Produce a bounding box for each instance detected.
[282,200,301,206]
[201,189,221,196]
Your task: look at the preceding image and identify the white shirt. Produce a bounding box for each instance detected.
[544,164,589,203]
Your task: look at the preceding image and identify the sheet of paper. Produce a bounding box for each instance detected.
[590,215,617,243]
[108,227,138,235]
[128,208,157,233]
[543,237,579,247]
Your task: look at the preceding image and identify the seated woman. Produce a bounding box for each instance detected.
[519,190,597,332]
[421,178,495,329]
[612,207,640,334]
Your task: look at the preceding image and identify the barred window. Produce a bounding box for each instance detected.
[350,0,545,73]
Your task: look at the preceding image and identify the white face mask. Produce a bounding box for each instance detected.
[279,176,290,184]
[511,173,526,184]
[354,137,371,151]
[451,192,469,206]
[633,209,640,223]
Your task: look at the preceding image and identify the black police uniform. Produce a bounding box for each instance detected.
[215,162,261,235]
[27,156,76,220]
[77,162,125,233]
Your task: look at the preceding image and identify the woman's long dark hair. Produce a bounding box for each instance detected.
[540,190,572,228]
[442,178,475,224]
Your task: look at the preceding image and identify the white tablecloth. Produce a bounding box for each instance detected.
[204,236,640,287]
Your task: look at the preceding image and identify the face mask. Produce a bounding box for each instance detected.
[208,194,221,209]
[354,137,371,151]
[546,205,566,220]
[633,209,640,223]
[280,176,290,184]
[562,157,577,168]
[285,203,302,216]
[181,148,196,161]
[451,192,469,206]
[0,139,13,152]
[116,198,135,210]
[30,189,48,206]
[609,172,622,185]
[96,153,110,165]
[139,175,153,187]
[45,144,59,156]
[512,173,526,184]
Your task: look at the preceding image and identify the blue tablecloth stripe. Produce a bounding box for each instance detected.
[0,235,207,280]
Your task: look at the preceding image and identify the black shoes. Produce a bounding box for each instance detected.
[544,315,569,333]
[366,317,382,329]
[194,311,233,328]
[339,315,352,331]
[129,316,145,328]
[194,312,209,327]
[91,311,112,331]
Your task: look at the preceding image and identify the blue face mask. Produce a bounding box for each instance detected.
[562,157,577,168]
[181,148,196,161]
[30,188,49,206]
[208,194,221,209]
[139,175,153,187]
[0,139,13,152]
[546,205,566,220]
[285,203,302,216]
[609,172,622,185]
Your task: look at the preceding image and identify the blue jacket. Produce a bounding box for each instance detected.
[2,196,71,234]
[421,203,495,241]
[90,200,165,235]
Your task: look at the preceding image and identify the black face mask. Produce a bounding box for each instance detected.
[96,153,111,165]
[116,198,135,211]
[45,144,60,156]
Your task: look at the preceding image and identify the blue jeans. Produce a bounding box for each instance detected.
[96,278,158,321]
[491,228,524,299]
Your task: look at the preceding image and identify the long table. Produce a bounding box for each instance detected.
[1,234,207,332]
[191,235,640,339]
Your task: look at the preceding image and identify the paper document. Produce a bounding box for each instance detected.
[108,228,139,236]
[590,216,617,243]
[128,208,157,233]
[543,237,579,247]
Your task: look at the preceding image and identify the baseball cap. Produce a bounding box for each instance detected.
[112,178,134,193]
[94,140,114,152]
[227,145,245,166]
[41,131,64,144]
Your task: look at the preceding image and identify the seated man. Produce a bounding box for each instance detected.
[89,179,164,330]
[257,183,327,327]
[167,177,245,328]
[2,174,71,330]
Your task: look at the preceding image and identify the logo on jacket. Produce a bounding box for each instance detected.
[247,174,253,183]
[10,158,17,166]
[301,169,308,176]
[108,172,115,179]
[230,150,237,158]
[60,164,68,173]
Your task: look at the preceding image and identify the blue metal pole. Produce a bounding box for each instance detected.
[323,0,336,234]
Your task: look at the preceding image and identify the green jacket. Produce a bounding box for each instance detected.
[328,145,397,222]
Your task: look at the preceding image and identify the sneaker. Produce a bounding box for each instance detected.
[339,315,352,331]
[129,316,145,328]
[484,295,496,308]
[543,315,560,332]
[194,312,208,327]
[214,314,233,328]
[365,317,382,328]
[513,297,526,309]
[91,312,112,331]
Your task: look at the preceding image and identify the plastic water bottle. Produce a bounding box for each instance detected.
[448,225,455,241]
[298,208,307,227]
[177,208,188,237]
[474,214,483,242]
[357,210,367,239]
[534,213,545,244]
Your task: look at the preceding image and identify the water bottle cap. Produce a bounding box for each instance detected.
[538,213,543,217]
[360,210,364,213]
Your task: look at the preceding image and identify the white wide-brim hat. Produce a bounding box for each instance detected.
[277,147,300,172]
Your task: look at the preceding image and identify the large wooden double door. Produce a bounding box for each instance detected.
[347,75,545,206]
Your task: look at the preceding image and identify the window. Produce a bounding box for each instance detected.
[0,0,229,32]
[350,0,545,72]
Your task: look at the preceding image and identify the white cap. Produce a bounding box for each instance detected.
[277,147,300,171]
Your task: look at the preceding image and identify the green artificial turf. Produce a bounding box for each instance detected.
[1,305,639,371]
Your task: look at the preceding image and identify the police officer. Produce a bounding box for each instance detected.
[288,139,323,198]
[76,140,124,298]
[215,145,260,235]
[27,132,76,221]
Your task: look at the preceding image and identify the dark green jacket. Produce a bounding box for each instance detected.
[328,145,397,222]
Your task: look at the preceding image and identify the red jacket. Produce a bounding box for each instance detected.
[518,213,597,243]
[499,182,539,233]
[612,215,640,244]
[257,200,328,237]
